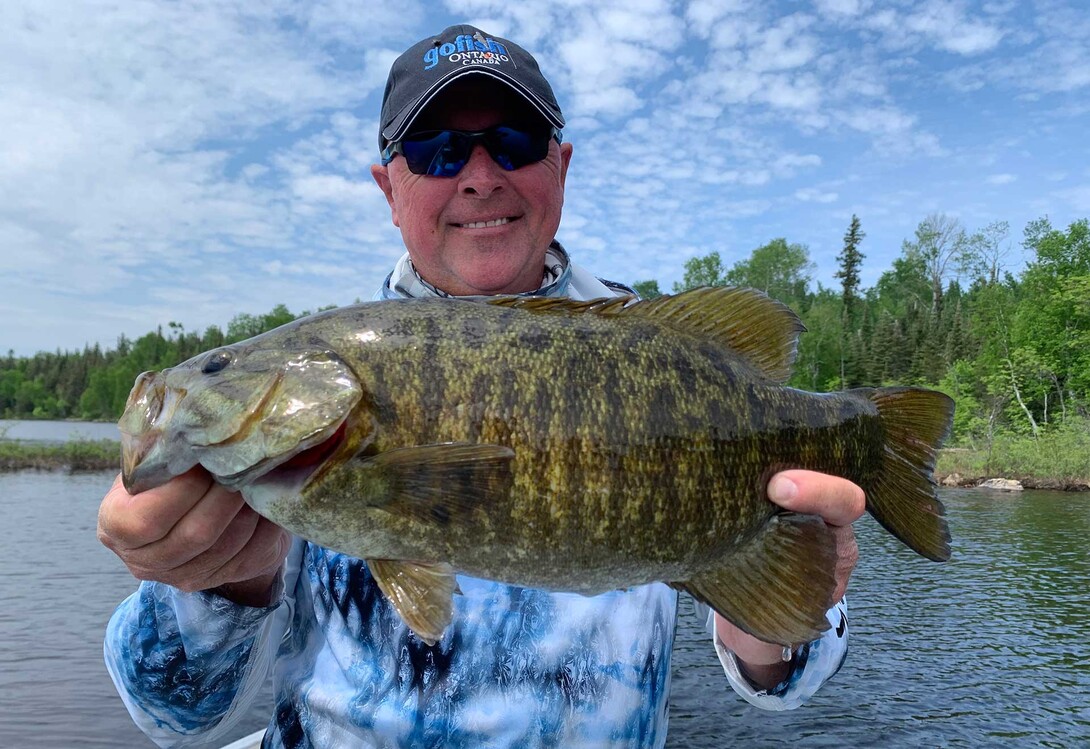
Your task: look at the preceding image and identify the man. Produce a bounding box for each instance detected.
[99,25,864,748]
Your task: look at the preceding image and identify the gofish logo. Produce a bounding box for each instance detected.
[423,33,511,70]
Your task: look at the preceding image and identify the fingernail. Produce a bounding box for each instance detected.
[768,475,798,504]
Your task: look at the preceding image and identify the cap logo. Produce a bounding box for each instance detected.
[423,33,510,71]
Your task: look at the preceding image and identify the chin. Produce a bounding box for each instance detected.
[460,258,542,294]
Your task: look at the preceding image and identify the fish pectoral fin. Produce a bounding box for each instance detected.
[672,513,838,646]
[358,442,515,525]
[367,559,458,646]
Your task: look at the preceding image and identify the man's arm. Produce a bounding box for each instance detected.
[103,578,289,746]
[709,598,850,710]
[98,469,293,745]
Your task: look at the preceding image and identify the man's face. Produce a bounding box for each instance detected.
[371,78,573,296]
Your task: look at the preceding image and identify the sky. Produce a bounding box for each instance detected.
[3,0,1089,356]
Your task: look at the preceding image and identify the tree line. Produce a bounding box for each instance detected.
[3,214,1088,451]
[1,305,308,421]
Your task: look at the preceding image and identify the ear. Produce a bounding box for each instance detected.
[558,142,573,191]
[370,163,400,228]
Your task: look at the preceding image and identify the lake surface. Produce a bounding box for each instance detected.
[1,472,1087,747]
[0,419,119,443]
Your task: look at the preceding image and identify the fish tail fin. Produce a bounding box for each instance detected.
[863,386,955,562]
[674,513,837,645]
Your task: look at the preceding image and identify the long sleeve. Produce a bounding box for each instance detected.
[696,598,849,711]
[103,546,301,748]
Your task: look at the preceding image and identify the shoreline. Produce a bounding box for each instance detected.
[0,439,121,472]
[2,439,1087,491]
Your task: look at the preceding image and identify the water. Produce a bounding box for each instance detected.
[666,488,1090,747]
[0,471,271,748]
[0,419,119,443]
[1,473,1087,747]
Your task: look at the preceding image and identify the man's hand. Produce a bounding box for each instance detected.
[715,469,864,689]
[97,467,291,607]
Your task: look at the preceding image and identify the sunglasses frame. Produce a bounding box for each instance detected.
[381,125,563,176]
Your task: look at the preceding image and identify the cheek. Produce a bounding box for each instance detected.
[393,180,447,233]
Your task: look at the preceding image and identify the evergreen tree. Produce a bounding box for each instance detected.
[834,215,865,387]
[834,215,865,317]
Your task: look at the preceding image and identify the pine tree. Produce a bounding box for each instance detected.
[834,215,865,387]
[835,215,865,317]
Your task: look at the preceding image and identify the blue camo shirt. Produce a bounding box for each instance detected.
[103,253,849,747]
[105,540,848,748]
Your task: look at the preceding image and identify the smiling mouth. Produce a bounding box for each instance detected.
[455,216,514,229]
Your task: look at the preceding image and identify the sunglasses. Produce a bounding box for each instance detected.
[381,125,562,177]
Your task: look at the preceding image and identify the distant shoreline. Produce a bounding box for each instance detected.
[2,438,1087,491]
[0,439,121,472]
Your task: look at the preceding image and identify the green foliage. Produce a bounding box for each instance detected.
[937,360,985,443]
[723,238,813,308]
[835,215,865,315]
[901,213,969,318]
[0,438,120,472]
[631,280,663,300]
[831,215,867,388]
[226,304,298,342]
[3,304,313,422]
[673,251,727,292]
[792,288,842,391]
[936,417,1090,482]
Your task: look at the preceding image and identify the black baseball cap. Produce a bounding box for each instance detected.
[378,24,565,150]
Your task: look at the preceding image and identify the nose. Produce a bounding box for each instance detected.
[457,143,505,198]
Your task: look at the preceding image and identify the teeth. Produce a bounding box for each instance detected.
[460,217,510,229]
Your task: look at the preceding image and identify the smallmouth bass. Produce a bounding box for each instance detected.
[120,287,953,645]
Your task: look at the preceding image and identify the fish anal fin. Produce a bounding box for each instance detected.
[673,513,837,646]
[368,559,458,646]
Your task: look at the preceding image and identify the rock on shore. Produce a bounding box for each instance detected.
[937,473,1089,492]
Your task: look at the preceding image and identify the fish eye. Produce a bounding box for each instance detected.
[202,350,233,375]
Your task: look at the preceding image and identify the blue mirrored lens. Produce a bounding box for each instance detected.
[397,127,553,177]
[401,131,467,177]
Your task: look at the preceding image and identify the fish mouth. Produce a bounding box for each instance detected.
[120,373,191,494]
[218,418,350,490]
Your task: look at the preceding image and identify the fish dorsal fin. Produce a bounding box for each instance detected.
[485,294,634,315]
[486,287,805,384]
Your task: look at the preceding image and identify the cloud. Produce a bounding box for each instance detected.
[904,1,1005,55]
[935,0,1090,96]
[814,0,868,17]
[795,187,839,203]
[2,0,1086,356]
[0,0,422,354]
